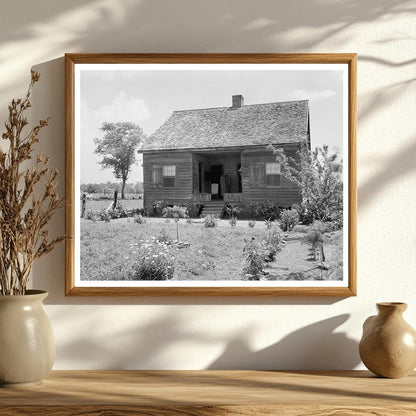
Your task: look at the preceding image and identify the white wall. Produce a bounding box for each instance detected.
[1,0,415,370]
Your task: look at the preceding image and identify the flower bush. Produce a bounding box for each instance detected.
[265,226,282,257]
[204,214,218,228]
[186,202,203,218]
[280,209,300,231]
[229,216,237,228]
[254,200,281,221]
[99,209,111,223]
[85,210,97,220]
[131,239,174,280]
[243,239,265,280]
[108,202,128,219]
[146,200,170,217]
[134,214,146,224]
[223,203,241,219]
[302,221,330,262]
[264,219,274,229]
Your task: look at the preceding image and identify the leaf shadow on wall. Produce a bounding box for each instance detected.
[207,314,360,370]
[0,0,413,104]
[53,308,226,370]
[52,309,359,370]
[24,0,416,305]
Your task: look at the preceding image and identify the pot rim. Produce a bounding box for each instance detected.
[377,302,407,312]
[0,290,48,300]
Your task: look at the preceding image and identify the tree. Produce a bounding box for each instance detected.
[162,206,188,242]
[94,122,145,199]
[303,221,330,263]
[270,143,343,222]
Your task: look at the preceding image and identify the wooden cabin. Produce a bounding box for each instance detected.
[139,95,310,212]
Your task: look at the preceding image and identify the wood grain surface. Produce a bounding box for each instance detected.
[0,370,414,415]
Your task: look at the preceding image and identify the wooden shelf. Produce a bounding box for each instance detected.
[1,370,415,415]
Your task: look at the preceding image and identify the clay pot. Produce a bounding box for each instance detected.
[0,290,55,387]
[359,302,416,378]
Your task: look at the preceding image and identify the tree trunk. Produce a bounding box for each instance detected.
[320,242,326,262]
[112,190,118,210]
[121,178,126,200]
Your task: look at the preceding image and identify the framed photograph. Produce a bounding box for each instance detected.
[65,53,356,296]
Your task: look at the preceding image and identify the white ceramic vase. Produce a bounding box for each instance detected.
[0,290,55,387]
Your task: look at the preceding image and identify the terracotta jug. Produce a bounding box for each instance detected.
[359,302,416,378]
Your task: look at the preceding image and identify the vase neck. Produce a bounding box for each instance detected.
[377,302,407,316]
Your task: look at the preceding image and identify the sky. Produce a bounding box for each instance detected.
[79,64,346,184]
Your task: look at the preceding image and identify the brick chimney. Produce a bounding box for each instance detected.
[232,95,244,109]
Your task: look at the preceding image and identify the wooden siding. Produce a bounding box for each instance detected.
[143,147,301,208]
[193,193,211,202]
[143,152,193,206]
[241,145,302,207]
[224,193,243,203]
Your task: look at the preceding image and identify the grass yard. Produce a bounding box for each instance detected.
[81,218,343,281]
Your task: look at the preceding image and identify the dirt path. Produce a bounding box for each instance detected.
[264,233,324,280]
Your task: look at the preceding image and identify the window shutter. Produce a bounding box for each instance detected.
[152,164,162,188]
[257,161,265,186]
[250,162,255,186]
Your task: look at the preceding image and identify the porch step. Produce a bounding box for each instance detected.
[200,201,224,218]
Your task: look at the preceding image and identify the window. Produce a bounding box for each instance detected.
[265,162,281,186]
[162,165,176,187]
[151,165,161,187]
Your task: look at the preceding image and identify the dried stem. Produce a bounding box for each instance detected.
[0,71,65,295]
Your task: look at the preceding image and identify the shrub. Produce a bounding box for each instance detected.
[280,209,300,231]
[131,241,174,280]
[255,200,280,221]
[156,228,171,244]
[236,204,256,220]
[291,203,314,225]
[326,209,343,230]
[132,208,145,216]
[248,220,256,228]
[223,203,241,219]
[186,202,203,218]
[229,217,237,228]
[107,202,128,219]
[292,224,309,233]
[99,209,111,223]
[85,210,97,220]
[146,200,170,217]
[134,214,146,224]
[265,227,282,256]
[264,219,274,229]
[302,221,330,262]
[204,214,218,228]
[243,239,265,280]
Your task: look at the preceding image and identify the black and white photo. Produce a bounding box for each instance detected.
[65,54,356,296]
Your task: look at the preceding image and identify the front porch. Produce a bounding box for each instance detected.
[191,150,243,204]
[193,192,243,203]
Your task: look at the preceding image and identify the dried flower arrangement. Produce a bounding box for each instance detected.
[0,71,65,295]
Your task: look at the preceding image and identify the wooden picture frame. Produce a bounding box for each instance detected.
[65,53,356,296]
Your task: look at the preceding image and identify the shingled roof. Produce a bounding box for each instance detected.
[141,98,309,151]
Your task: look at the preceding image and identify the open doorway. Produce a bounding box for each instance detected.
[210,164,223,199]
